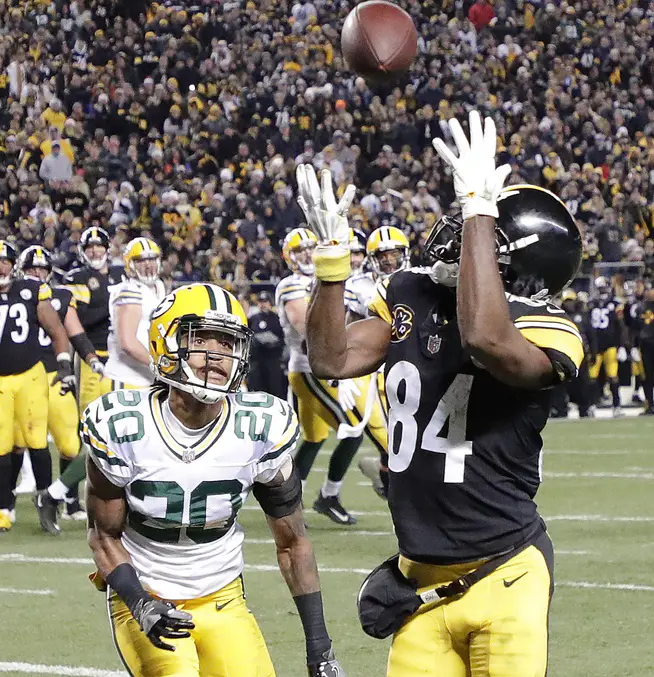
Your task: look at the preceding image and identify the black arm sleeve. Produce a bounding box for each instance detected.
[252,464,302,518]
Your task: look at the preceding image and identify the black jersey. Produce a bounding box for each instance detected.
[63,265,123,352]
[369,269,583,564]
[0,278,53,376]
[587,299,622,352]
[637,300,654,343]
[39,287,74,373]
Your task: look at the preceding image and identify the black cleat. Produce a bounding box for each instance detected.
[313,493,357,525]
[641,407,654,416]
[33,490,61,536]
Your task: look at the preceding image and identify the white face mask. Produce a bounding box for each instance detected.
[428,261,459,287]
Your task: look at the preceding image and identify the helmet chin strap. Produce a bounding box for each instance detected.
[428,261,459,287]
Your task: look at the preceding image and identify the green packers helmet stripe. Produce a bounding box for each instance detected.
[224,290,232,314]
[204,284,217,310]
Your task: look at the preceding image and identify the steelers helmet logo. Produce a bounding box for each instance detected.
[391,304,414,343]
[20,288,32,301]
[88,276,100,290]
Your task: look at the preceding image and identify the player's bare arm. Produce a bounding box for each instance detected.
[37,298,70,357]
[116,303,151,366]
[433,111,557,390]
[295,163,390,379]
[458,215,556,389]
[86,455,131,576]
[64,304,104,372]
[86,456,194,652]
[285,296,309,338]
[307,283,389,379]
[255,459,341,674]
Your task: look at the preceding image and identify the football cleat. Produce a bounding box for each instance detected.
[61,499,87,521]
[612,407,624,418]
[313,493,357,526]
[357,457,387,500]
[33,490,61,535]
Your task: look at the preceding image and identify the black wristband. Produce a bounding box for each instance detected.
[105,563,151,616]
[293,591,332,663]
[70,332,97,361]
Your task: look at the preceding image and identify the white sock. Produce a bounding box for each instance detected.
[321,479,342,498]
[48,479,68,501]
[301,480,307,496]
[21,453,35,480]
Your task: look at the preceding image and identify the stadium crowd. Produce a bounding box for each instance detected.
[0,0,652,296]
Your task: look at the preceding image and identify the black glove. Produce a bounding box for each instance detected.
[133,598,195,652]
[52,355,76,396]
[307,647,345,677]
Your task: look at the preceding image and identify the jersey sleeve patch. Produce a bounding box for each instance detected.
[64,283,91,305]
[514,314,584,380]
[38,283,53,302]
[368,279,392,324]
[255,400,300,483]
[81,401,133,487]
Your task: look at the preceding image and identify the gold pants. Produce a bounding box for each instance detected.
[108,577,275,677]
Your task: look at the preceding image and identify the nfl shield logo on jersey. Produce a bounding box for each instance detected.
[427,334,441,354]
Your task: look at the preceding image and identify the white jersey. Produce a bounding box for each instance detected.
[275,273,312,373]
[105,278,166,386]
[345,271,377,318]
[82,387,299,599]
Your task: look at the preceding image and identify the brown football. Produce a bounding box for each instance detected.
[341,1,418,83]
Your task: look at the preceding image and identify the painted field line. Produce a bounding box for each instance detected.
[545,449,644,456]
[547,514,654,522]
[545,471,654,479]
[0,663,124,677]
[558,581,654,592]
[0,587,54,595]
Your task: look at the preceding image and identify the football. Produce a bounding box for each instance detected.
[341,0,418,83]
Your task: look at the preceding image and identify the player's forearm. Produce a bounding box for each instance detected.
[119,335,151,366]
[306,281,349,378]
[457,216,513,354]
[88,523,133,578]
[276,530,321,596]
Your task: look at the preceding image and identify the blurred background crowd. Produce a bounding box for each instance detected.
[0,0,653,412]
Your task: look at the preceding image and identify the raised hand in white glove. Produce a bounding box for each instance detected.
[432,110,511,221]
[337,379,361,412]
[296,164,356,282]
[617,346,628,363]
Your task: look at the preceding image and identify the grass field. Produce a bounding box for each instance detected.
[2,416,654,677]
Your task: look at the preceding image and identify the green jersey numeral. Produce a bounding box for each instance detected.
[128,479,244,544]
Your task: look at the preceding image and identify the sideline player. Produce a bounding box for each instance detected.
[104,237,166,390]
[14,246,104,532]
[587,276,627,416]
[277,228,362,525]
[345,226,409,498]
[63,226,123,412]
[85,283,345,677]
[298,110,584,677]
[0,241,74,532]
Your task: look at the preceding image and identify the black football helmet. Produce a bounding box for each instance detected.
[594,276,613,303]
[0,240,18,286]
[78,226,110,270]
[424,184,582,298]
[17,245,53,282]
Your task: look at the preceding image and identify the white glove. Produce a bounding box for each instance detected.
[631,347,642,362]
[296,164,355,245]
[432,110,511,220]
[337,379,361,412]
[89,357,105,376]
[617,346,628,363]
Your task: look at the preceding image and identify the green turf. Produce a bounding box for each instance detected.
[1,416,654,676]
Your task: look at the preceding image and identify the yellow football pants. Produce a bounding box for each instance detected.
[388,534,554,677]
[0,362,48,455]
[288,371,387,451]
[77,350,112,413]
[632,359,644,378]
[14,372,80,458]
[109,577,275,677]
[589,347,618,380]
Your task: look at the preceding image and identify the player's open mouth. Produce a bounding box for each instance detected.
[199,365,228,384]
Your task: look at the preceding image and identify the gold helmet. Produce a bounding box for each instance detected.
[149,283,252,404]
[124,237,162,284]
[282,228,318,275]
[366,226,410,279]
